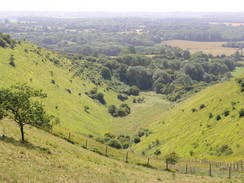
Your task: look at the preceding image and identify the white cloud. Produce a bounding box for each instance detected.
[1,0,244,12]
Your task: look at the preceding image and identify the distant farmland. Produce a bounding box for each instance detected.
[161,40,243,56]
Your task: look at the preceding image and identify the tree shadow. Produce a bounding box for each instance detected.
[0,135,51,154]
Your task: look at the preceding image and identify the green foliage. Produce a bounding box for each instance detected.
[107,139,123,149]
[101,67,111,80]
[9,55,16,67]
[125,86,140,96]
[108,104,131,117]
[239,109,244,118]
[165,152,179,166]
[0,33,16,48]
[154,149,161,155]
[199,104,206,110]
[133,136,141,143]
[86,88,106,105]
[216,115,221,121]
[0,84,53,142]
[216,145,233,156]
[223,110,230,117]
[117,94,128,101]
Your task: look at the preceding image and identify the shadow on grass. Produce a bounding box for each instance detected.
[0,135,51,154]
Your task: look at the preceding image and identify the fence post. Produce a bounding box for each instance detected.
[209,163,212,177]
[147,157,150,166]
[229,166,231,179]
[105,145,108,156]
[85,139,88,149]
[68,132,71,140]
[185,164,188,174]
[125,151,129,163]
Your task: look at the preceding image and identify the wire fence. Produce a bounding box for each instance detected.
[62,132,244,180]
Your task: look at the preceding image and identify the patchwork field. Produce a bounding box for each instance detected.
[161,40,242,56]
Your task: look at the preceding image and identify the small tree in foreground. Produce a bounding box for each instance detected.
[165,152,179,171]
[0,84,53,142]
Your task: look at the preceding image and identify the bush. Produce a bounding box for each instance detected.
[101,67,111,80]
[108,105,118,117]
[125,86,140,96]
[9,55,16,67]
[154,149,161,155]
[108,104,131,117]
[96,92,106,105]
[199,104,206,109]
[209,113,213,119]
[216,115,221,120]
[217,145,233,156]
[134,136,141,143]
[192,108,197,112]
[108,139,122,149]
[239,109,244,118]
[86,88,106,105]
[223,110,230,117]
[117,94,128,101]
[118,104,131,117]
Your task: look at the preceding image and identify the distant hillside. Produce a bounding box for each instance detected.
[134,77,244,160]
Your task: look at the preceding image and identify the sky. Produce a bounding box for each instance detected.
[0,0,244,12]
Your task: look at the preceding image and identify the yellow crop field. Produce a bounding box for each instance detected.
[161,40,243,56]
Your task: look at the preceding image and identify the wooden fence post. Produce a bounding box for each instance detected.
[147,157,150,166]
[125,151,129,163]
[185,164,188,174]
[209,163,212,177]
[229,166,231,179]
[105,145,108,156]
[85,139,88,149]
[68,132,71,140]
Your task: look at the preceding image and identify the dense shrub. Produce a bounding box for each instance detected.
[154,149,161,155]
[216,115,221,120]
[223,110,230,117]
[125,86,140,96]
[239,109,244,118]
[117,94,128,101]
[217,145,233,156]
[108,104,131,117]
[108,139,122,149]
[9,55,16,67]
[86,88,106,105]
[101,67,111,80]
[199,104,206,109]
[133,136,141,143]
[209,113,213,119]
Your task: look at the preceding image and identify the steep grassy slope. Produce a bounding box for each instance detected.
[134,77,244,160]
[0,41,123,137]
[0,119,229,183]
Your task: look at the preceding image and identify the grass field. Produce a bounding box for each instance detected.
[161,40,242,56]
[111,92,171,135]
[134,77,244,161]
[0,119,236,183]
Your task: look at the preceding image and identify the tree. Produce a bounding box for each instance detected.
[165,152,179,170]
[0,84,53,142]
[101,67,112,80]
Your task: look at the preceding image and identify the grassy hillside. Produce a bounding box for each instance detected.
[0,119,230,183]
[0,41,124,137]
[134,77,244,160]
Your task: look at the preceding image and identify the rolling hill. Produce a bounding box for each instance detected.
[134,76,244,160]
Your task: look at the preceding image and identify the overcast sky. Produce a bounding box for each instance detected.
[0,0,244,12]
